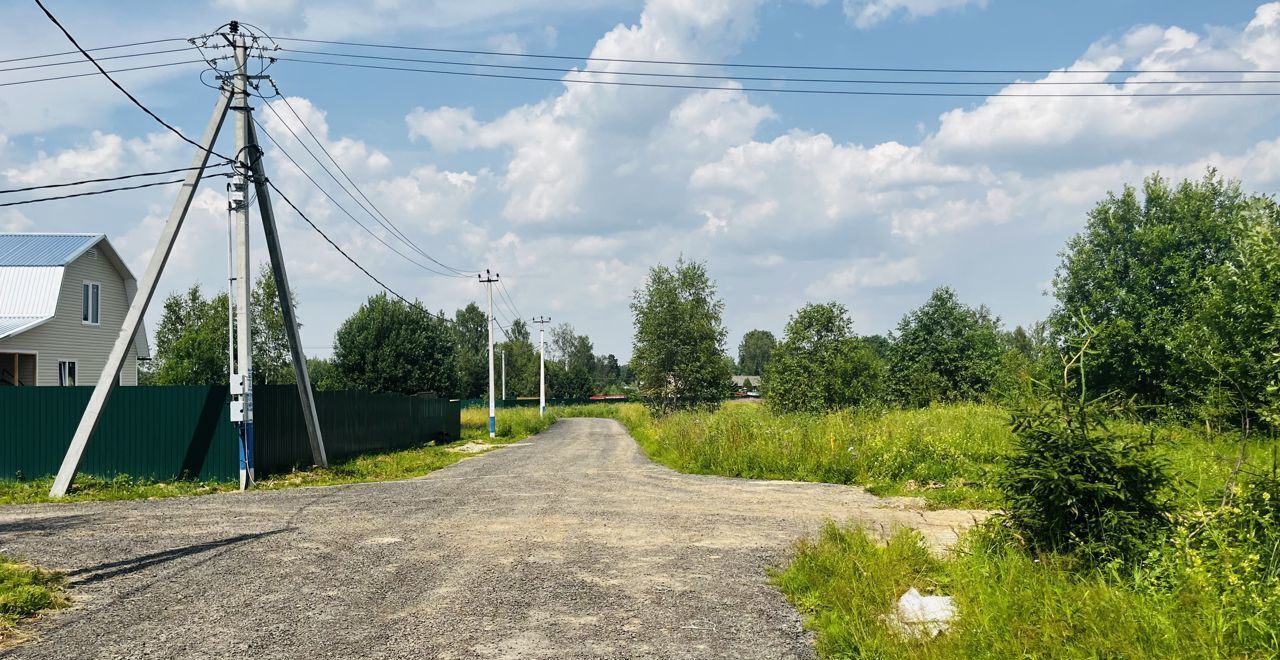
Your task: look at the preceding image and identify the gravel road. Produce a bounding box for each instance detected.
[0,418,980,659]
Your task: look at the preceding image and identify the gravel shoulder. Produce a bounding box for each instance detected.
[0,418,983,659]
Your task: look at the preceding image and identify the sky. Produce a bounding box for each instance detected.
[2,0,1279,362]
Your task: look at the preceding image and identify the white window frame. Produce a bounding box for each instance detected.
[82,281,101,326]
[58,360,77,387]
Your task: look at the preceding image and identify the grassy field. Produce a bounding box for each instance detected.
[574,401,1269,510]
[0,557,65,647]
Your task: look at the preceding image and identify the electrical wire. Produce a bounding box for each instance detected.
[251,115,467,278]
[497,280,523,323]
[277,47,1280,87]
[0,37,188,65]
[32,0,235,162]
[0,46,197,74]
[0,165,208,195]
[266,178,456,326]
[0,59,213,88]
[273,35,1280,76]
[275,57,1280,98]
[0,172,228,208]
[256,80,478,275]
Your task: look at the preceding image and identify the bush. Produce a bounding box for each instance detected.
[765,302,885,414]
[996,339,1174,563]
[888,287,1004,407]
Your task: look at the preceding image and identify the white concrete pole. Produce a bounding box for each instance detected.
[533,316,549,417]
[501,349,506,401]
[480,270,498,438]
[50,89,233,497]
[232,31,255,490]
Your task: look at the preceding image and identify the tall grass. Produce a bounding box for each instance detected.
[774,523,1269,659]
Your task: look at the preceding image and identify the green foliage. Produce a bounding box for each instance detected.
[0,556,66,641]
[888,287,1004,407]
[737,329,777,376]
[775,522,1280,659]
[1050,170,1276,414]
[305,357,343,391]
[765,302,885,414]
[333,293,457,395]
[630,257,731,411]
[607,401,1010,508]
[498,318,539,398]
[547,323,597,398]
[997,335,1174,563]
[1177,203,1280,427]
[453,302,488,399]
[150,266,295,385]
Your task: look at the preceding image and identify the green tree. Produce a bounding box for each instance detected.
[1178,203,1280,427]
[888,286,1003,407]
[764,302,885,414]
[1050,171,1255,408]
[305,357,343,391]
[333,293,457,395]
[453,302,488,398]
[737,329,777,376]
[497,318,538,398]
[150,286,229,385]
[630,257,731,411]
[149,268,294,386]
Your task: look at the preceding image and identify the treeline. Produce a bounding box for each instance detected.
[633,170,1279,430]
[144,270,628,399]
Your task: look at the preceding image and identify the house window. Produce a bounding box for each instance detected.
[82,282,100,325]
[59,361,77,386]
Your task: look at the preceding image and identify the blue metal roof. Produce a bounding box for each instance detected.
[0,233,103,266]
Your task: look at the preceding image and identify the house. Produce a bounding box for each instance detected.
[732,375,761,389]
[0,233,149,386]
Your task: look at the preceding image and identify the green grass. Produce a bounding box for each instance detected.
[774,521,1279,659]
[461,405,559,444]
[0,556,66,646]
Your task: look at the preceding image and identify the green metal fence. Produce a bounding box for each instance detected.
[0,385,460,482]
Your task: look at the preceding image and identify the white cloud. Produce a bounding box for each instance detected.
[842,0,987,28]
[1,131,181,186]
[1,210,32,232]
[810,254,924,296]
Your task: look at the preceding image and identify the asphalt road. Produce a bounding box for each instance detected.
[0,418,979,659]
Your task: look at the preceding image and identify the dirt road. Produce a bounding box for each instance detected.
[0,418,979,659]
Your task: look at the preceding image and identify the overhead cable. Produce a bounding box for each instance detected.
[0,173,227,208]
[273,35,1280,76]
[32,0,235,162]
[0,165,208,195]
[276,57,1280,98]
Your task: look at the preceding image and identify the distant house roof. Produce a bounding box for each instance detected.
[732,375,761,387]
[0,233,149,357]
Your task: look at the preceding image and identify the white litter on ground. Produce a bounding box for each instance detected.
[891,587,955,639]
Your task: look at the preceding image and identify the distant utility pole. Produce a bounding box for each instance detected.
[501,349,506,401]
[533,316,551,417]
[479,269,499,438]
[48,20,328,497]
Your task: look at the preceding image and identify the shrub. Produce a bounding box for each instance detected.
[996,335,1174,563]
[765,302,885,414]
[888,287,1004,407]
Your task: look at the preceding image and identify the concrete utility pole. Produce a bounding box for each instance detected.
[533,316,550,417]
[501,349,506,401]
[230,30,255,489]
[49,20,328,497]
[479,270,499,438]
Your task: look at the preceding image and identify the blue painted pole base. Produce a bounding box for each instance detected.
[489,415,496,438]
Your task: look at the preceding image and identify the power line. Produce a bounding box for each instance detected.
[251,115,466,278]
[266,179,456,326]
[0,59,212,88]
[0,173,227,208]
[278,47,1280,87]
[274,35,1280,76]
[32,0,235,162]
[0,46,197,74]
[0,37,188,65]
[0,165,208,195]
[257,80,478,275]
[497,279,523,322]
[276,57,1280,98]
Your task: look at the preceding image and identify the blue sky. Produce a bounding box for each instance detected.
[2,0,1278,361]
